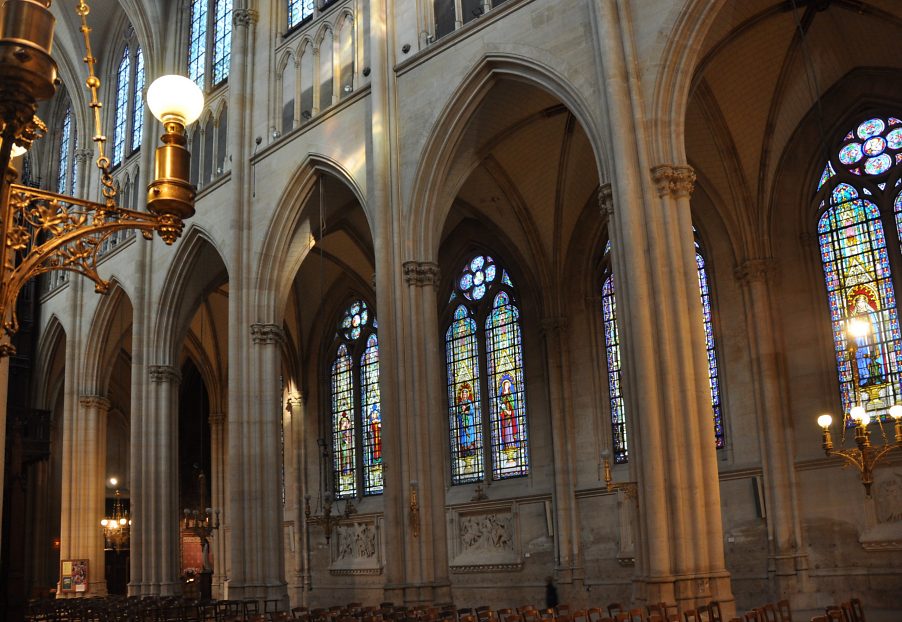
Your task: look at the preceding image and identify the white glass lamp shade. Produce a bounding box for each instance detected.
[100,519,108,527]
[147,75,204,126]
[817,414,833,429]
[850,405,867,423]
[890,405,902,420]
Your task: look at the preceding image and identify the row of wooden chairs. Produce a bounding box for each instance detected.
[809,599,866,622]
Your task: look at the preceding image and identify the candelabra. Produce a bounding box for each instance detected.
[183,471,220,538]
[815,318,902,496]
[100,485,130,551]
[0,0,203,355]
[304,492,356,542]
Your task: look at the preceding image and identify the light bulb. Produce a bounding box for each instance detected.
[850,406,867,423]
[119,518,127,526]
[108,477,118,487]
[100,519,108,527]
[147,75,204,126]
[890,405,902,420]
[817,414,833,429]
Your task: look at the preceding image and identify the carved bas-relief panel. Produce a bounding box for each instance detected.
[329,517,383,575]
[449,503,522,573]
[859,469,902,551]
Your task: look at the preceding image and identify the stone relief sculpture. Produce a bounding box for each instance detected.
[876,470,902,523]
[330,519,381,574]
[459,512,514,552]
[450,506,521,572]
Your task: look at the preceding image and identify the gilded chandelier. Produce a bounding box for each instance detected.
[0,0,203,355]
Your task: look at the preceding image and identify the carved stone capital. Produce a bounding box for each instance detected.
[651,165,696,198]
[74,148,93,164]
[149,365,181,384]
[598,183,614,219]
[251,323,285,345]
[78,395,111,412]
[233,8,258,28]
[734,258,777,285]
[403,261,441,287]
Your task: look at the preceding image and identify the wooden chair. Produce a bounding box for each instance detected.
[271,614,293,622]
[572,610,588,622]
[556,607,572,619]
[742,612,762,622]
[823,608,845,622]
[682,610,699,622]
[608,605,625,619]
[849,599,865,622]
[614,614,631,622]
[587,609,604,622]
[708,602,723,622]
[809,617,827,622]
[503,614,523,622]
[460,615,477,622]
[760,605,779,622]
[775,602,791,622]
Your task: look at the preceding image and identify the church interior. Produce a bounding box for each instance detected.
[1,0,901,620]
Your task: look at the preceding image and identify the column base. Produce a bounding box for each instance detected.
[383,581,452,606]
[634,571,735,619]
[224,581,290,608]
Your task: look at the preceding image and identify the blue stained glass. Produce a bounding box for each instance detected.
[57,106,71,194]
[212,0,233,85]
[839,143,863,165]
[486,293,528,479]
[331,345,356,498]
[832,183,858,204]
[865,155,892,175]
[887,128,902,150]
[818,162,836,190]
[447,256,529,484]
[288,0,316,27]
[132,47,145,152]
[696,251,725,449]
[502,270,514,287]
[112,46,130,166]
[360,334,382,495]
[858,118,885,140]
[602,274,628,463]
[188,0,207,88]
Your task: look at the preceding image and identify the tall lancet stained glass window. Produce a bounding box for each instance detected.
[695,241,725,448]
[112,46,130,166]
[445,254,529,484]
[816,116,902,420]
[288,0,315,27]
[330,300,382,498]
[601,262,628,464]
[188,0,232,91]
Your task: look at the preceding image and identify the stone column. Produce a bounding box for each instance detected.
[541,316,582,584]
[734,258,808,594]
[225,323,288,605]
[592,0,735,612]
[209,412,227,599]
[285,393,309,606]
[140,365,181,596]
[58,395,110,596]
[390,261,451,605]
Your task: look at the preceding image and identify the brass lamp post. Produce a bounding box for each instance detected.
[816,319,902,496]
[0,0,203,355]
[304,492,356,542]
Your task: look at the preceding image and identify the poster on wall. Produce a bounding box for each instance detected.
[60,559,88,593]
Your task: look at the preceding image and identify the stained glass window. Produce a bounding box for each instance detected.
[112,47,130,166]
[817,116,902,422]
[288,0,315,27]
[445,254,529,484]
[131,47,144,152]
[601,273,628,463]
[188,0,207,88]
[57,106,72,194]
[695,246,725,448]
[329,300,382,498]
[211,0,232,86]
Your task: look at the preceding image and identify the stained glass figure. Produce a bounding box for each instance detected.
[602,274,628,463]
[445,254,528,484]
[212,0,233,86]
[58,106,72,194]
[696,249,725,448]
[446,305,484,483]
[360,333,383,495]
[818,180,902,418]
[329,300,382,498]
[188,0,207,88]
[288,0,316,27]
[331,345,356,498]
[112,46,130,166]
[486,293,529,479]
[132,47,145,152]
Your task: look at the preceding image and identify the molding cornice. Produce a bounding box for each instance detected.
[651,165,696,198]
[251,323,285,345]
[148,365,181,384]
[403,261,440,287]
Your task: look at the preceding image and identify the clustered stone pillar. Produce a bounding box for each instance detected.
[208,412,228,599]
[734,258,808,594]
[57,395,110,596]
[225,323,288,605]
[284,393,309,606]
[394,261,451,605]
